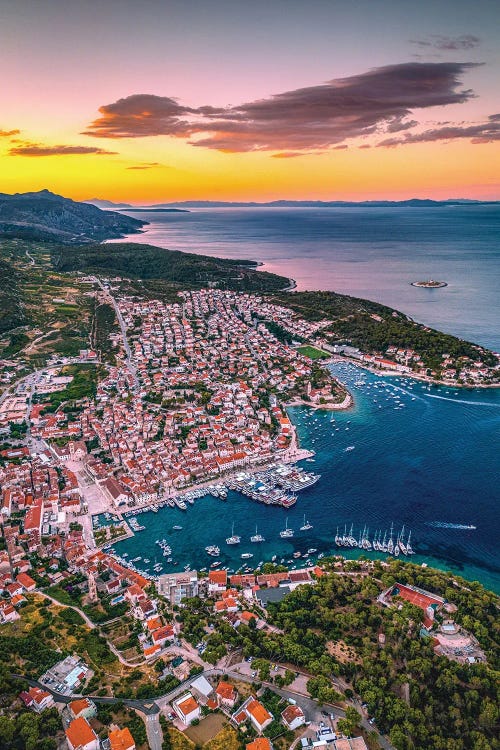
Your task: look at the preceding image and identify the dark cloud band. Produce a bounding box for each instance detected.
[83,62,484,153]
[9,143,117,156]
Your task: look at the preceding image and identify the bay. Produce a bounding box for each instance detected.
[112,364,500,594]
[116,205,500,350]
[109,206,500,592]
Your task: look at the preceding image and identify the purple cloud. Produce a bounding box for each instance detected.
[84,62,479,153]
[126,162,161,170]
[9,142,117,156]
[411,35,480,51]
[378,114,500,147]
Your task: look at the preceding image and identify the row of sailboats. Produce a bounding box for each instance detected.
[335,523,414,556]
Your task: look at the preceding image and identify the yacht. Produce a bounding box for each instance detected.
[226,522,241,545]
[406,531,415,555]
[205,545,220,557]
[241,552,253,559]
[387,523,394,555]
[280,519,294,538]
[398,526,407,555]
[250,525,265,543]
[299,514,313,531]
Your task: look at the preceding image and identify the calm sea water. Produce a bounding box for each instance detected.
[111,365,500,593]
[116,205,500,350]
[110,207,500,592]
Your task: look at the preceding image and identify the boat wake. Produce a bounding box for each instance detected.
[427,521,477,530]
[423,394,498,407]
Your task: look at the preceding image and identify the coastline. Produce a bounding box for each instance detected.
[329,355,500,390]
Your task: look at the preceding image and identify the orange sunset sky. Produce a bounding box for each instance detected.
[1,0,499,202]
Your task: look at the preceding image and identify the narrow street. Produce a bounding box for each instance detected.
[96,279,139,389]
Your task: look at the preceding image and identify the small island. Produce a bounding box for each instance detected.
[411,279,448,288]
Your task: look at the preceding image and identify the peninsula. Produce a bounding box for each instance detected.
[0,195,498,750]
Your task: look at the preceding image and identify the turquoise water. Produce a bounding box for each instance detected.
[112,363,500,594]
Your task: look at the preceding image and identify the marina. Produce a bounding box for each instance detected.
[108,363,500,593]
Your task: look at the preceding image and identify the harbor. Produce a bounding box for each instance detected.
[106,363,500,593]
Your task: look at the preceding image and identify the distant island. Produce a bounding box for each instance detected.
[117,198,500,209]
[411,280,448,288]
[122,207,190,213]
[85,197,500,211]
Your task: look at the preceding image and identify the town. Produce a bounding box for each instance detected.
[0,284,495,750]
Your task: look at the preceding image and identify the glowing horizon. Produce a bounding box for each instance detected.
[1,0,499,202]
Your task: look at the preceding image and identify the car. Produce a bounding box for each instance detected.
[321,711,329,717]
[368,718,376,725]
[274,665,279,671]
[167,713,175,721]
[251,671,257,678]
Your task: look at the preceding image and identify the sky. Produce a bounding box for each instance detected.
[1,0,499,202]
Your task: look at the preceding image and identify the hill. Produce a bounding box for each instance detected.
[51,241,291,293]
[0,190,145,243]
[134,198,499,209]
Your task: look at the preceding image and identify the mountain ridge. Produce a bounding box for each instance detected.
[85,197,500,210]
[0,190,145,243]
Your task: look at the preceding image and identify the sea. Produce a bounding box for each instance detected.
[108,206,500,593]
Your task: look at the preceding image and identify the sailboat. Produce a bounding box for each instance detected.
[280,518,294,538]
[398,526,407,555]
[406,530,415,555]
[335,526,341,546]
[387,523,394,555]
[300,514,313,531]
[250,525,265,543]
[381,530,388,553]
[226,522,241,545]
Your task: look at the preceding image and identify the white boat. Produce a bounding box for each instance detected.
[226,522,241,545]
[250,525,265,543]
[345,445,355,452]
[241,553,253,559]
[280,519,294,538]
[173,525,183,530]
[300,514,313,531]
[387,523,394,554]
[205,545,220,557]
[406,530,415,555]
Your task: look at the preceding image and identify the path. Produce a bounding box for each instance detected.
[97,279,138,389]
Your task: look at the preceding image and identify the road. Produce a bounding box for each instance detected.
[13,659,395,750]
[97,279,138,389]
[145,712,163,750]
